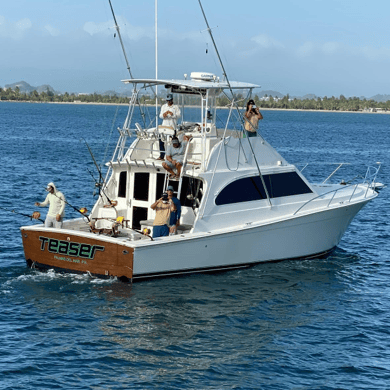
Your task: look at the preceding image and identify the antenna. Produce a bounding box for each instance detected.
[108,0,133,79]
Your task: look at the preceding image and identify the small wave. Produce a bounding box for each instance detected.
[4,268,117,287]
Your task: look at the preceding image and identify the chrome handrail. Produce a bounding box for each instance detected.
[293,183,366,216]
[293,163,381,216]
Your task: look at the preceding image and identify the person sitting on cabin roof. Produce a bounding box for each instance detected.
[157,93,181,160]
[150,192,176,238]
[35,182,66,228]
[167,185,181,235]
[162,135,191,179]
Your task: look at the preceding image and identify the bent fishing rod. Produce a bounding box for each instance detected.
[0,206,44,223]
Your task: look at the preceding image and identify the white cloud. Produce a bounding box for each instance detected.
[44,25,60,37]
[321,41,340,54]
[83,20,113,36]
[357,45,390,61]
[16,18,32,31]
[251,34,285,49]
[83,17,203,43]
[0,16,32,39]
[83,17,154,40]
[297,41,315,57]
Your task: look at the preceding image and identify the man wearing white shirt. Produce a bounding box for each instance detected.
[157,94,181,160]
[160,93,181,129]
[35,182,66,228]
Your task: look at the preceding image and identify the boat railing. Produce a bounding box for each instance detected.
[293,163,381,216]
[126,145,202,160]
[299,162,352,184]
[293,183,364,216]
[362,163,382,196]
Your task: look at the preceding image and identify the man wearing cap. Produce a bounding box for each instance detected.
[157,94,181,160]
[150,192,176,238]
[162,135,191,179]
[35,182,66,228]
[160,93,181,129]
[167,186,181,234]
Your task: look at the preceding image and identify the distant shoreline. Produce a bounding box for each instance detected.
[1,99,389,114]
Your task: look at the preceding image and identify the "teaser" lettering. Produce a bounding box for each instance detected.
[39,237,104,260]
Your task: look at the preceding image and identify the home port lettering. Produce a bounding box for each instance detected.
[39,237,105,259]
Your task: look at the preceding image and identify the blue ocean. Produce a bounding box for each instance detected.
[0,102,389,389]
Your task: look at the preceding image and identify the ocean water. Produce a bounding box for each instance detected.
[0,102,389,389]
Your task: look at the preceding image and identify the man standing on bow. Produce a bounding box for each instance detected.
[35,182,66,228]
[158,93,181,160]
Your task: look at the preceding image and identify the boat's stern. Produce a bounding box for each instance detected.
[20,225,134,281]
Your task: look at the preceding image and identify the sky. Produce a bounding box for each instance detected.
[1,0,390,97]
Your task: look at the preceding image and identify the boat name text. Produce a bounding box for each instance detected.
[39,236,104,259]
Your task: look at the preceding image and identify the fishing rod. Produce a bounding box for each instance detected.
[0,206,44,223]
[81,138,114,205]
[197,0,272,206]
[86,166,103,197]
[42,187,91,222]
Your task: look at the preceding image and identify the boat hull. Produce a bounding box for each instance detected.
[132,200,366,279]
[21,199,368,281]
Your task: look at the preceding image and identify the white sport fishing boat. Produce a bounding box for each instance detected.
[20,2,380,282]
[20,70,380,281]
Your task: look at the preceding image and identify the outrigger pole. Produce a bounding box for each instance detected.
[197,0,272,206]
[155,0,159,123]
[108,0,133,79]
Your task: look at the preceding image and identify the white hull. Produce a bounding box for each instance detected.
[21,197,370,281]
[131,200,367,279]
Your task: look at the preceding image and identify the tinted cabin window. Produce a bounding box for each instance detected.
[215,172,312,206]
[134,172,149,201]
[264,172,312,198]
[215,176,266,205]
[118,171,127,198]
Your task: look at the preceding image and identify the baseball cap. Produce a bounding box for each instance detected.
[167,186,174,191]
[166,93,173,100]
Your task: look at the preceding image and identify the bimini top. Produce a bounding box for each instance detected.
[121,77,260,91]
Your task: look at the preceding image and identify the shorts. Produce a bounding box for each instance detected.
[165,158,184,169]
[152,225,169,238]
[246,131,257,138]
